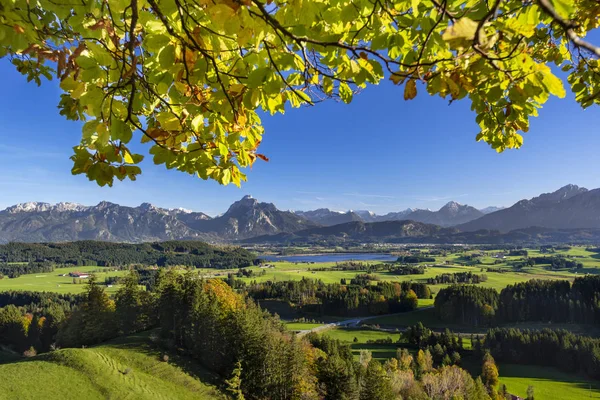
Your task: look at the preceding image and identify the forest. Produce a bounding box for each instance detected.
[0,273,504,400]
[0,261,54,278]
[427,271,488,285]
[0,241,256,269]
[435,276,600,326]
[245,277,431,316]
[484,328,600,379]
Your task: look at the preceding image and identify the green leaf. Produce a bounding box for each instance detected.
[221,168,231,185]
[552,0,575,19]
[110,119,132,143]
[218,142,229,157]
[339,82,353,103]
[76,55,97,69]
[191,114,204,132]
[96,124,109,145]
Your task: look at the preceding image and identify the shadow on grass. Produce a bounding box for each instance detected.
[500,363,600,397]
[97,330,224,387]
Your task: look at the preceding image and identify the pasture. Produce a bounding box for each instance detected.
[321,327,402,361]
[0,332,224,400]
[0,266,128,294]
[500,363,600,399]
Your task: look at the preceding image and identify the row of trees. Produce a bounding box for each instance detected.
[0,291,80,353]
[427,272,488,285]
[390,265,426,275]
[397,255,436,264]
[434,285,498,326]
[435,276,600,326]
[528,256,583,270]
[0,261,54,278]
[485,328,600,379]
[0,241,256,269]
[245,277,431,316]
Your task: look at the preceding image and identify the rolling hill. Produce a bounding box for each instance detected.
[0,333,224,400]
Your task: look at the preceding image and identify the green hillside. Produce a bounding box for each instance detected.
[0,333,225,400]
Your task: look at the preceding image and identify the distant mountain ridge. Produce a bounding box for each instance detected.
[0,196,314,243]
[293,202,488,227]
[1,184,598,243]
[294,208,363,226]
[458,185,599,232]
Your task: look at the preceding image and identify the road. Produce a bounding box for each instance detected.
[296,306,435,337]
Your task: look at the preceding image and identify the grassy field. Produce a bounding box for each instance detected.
[0,266,128,294]
[321,327,402,361]
[228,248,592,291]
[500,363,600,399]
[284,322,327,331]
[3,246,597,296]
[0,333,224,400]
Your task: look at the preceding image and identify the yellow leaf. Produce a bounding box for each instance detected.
[442,18,479,48]
[123,149,134,164]
[537,65,566,99]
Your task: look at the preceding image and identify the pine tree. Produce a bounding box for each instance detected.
[360,360,394,400]
[225,361,245,400]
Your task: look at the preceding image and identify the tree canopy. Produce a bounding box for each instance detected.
[1,0,599,186]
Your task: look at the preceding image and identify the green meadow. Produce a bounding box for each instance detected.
[0,266,128,294]
[499,364,600,399]
[0,332,224,400]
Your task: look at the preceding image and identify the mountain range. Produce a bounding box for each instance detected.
[1,185,599,244]
[295,202,485,227]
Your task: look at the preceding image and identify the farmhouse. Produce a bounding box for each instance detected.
[69,271,90,279]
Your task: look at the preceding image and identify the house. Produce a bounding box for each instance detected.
[69,271,90,279]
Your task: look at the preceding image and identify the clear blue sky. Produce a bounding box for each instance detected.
[1,59,599,216]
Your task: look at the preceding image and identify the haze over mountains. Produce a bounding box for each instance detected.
[295,202,485,227]
[1,185,599,244]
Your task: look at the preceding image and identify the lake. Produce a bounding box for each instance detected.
[261,253,397,263]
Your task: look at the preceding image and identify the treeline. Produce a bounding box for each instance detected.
[403,323,465,367]
[0,261,54,278]
[397,255,436,263]
[0,241,256,269]
[485,328,600,379]
[311,261,388,272]
[528,256,583,269]
[0,291,80,353]
[427,271,488,285]
[434,285,498,326]
[390,265,426,275]
[245,277,431,316]
[435,275,600,326]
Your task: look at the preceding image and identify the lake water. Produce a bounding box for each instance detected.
[261,253,397,263]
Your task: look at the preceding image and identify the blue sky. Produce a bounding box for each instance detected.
[1,59,599,216]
